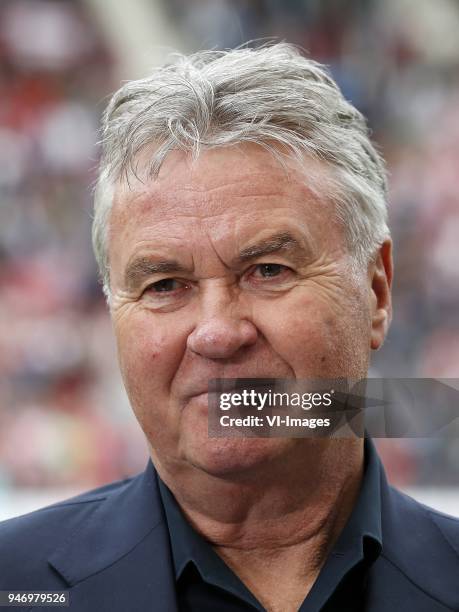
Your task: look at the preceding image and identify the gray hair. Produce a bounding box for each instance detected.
[93,42,389,301]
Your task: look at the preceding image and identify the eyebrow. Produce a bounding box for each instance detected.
[123,232,312,291]
[235,232,312,265]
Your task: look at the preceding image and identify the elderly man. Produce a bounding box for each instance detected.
[1,43,458,612]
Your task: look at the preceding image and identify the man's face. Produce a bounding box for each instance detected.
[108,145,386,478]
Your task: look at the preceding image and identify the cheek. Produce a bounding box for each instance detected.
[114,312,190,453]
[279,313,337,373]
[114,311,184,402]
[257,294,370,378]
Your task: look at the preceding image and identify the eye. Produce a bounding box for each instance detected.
[145,278,186,293]
[251,263,290,279]
[140,277,192,310]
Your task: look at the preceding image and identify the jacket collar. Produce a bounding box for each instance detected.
[377,459,459,609]
[47,443,382,600]
[47,441,458,611]
[48,460,163,585]
[48,461,178,611]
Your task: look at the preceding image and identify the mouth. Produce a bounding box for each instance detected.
[185,391,214,413]
[212,377,282,395]
[183,376,289,406]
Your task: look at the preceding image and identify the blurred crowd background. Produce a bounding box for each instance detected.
[1,0,458,508]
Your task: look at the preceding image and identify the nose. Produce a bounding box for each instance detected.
[187,290,258,359]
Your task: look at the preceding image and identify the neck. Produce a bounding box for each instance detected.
[152,439,364,553]
[152,439,364,610]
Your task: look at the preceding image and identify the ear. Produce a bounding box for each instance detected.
[369,239,393,351]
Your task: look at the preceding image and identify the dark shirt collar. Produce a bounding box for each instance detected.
[158,470,262,608]
[158,438,382,602]
[332,437,382,560]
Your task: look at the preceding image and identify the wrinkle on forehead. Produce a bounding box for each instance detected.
[112,144,331,218]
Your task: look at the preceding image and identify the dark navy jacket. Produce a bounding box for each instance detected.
[1,450,458,612]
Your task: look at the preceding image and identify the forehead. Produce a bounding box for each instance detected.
[111,144,332,225]
[108,145,343,274]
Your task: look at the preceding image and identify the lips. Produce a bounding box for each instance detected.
[185,377,282,399]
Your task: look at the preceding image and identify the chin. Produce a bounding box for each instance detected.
[180,435,292,480]
[176,396,295,479]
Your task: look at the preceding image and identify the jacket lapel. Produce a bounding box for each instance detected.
[365,457,459,611]
[48,461,178,612]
